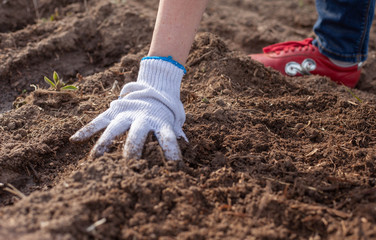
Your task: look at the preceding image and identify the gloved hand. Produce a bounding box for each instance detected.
[70,57,187,161]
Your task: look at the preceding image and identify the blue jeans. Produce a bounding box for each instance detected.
[313,0,376,62]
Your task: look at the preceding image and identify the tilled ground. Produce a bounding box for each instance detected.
[0,0,376,239]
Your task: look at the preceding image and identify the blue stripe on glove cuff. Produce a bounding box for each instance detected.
[142,56,187,74]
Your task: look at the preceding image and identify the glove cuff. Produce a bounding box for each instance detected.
[137,56,185,96]
[142,56,186,73]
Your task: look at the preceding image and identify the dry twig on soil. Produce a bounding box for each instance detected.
[32,0,40,19]
[0,183,26,199]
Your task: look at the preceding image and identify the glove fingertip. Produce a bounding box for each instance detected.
[123,147,143,160]
[89,149,101,159]
[174,128,188,143]
[164,148,182,161]
[179,133,189,143]
[156,127,183,161]
[69,131,83,142]
[89,145,107,159]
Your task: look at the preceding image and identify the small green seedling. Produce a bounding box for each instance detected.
[202,97,209,103]
[344,85,363,103]
[49,9,59,21]
[44,71,78,91]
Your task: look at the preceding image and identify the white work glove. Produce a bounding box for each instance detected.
[70,57,187,160]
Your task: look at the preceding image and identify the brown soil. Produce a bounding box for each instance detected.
[0,0,376,239]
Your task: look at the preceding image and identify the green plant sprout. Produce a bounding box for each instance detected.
[44,71,78,91]
[202,97,209,103]
[49,9,59,21]
[344,86,363,103]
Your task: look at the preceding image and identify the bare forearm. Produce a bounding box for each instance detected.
[148,0,209,65]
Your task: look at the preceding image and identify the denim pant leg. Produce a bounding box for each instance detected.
[312,0,376,62]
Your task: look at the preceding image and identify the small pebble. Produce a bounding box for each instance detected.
[216,99,226,107]
[222,89,231,95]
[18,129,27,137]
[72,172,83,182]
[7,122,16,130]
[13,134,22,140]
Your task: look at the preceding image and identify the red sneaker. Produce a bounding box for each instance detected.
[249,38,361,88]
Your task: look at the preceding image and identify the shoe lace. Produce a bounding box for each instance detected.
[263,38,314,54]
